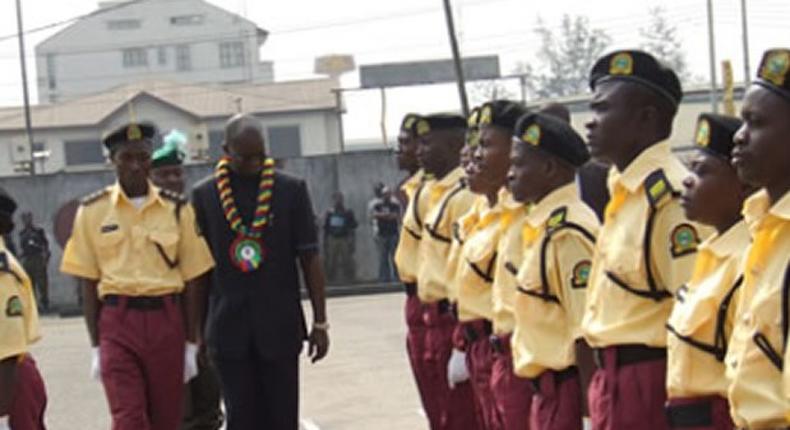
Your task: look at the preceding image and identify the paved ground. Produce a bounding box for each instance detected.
[31,293,427,430]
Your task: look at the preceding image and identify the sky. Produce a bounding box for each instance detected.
[0,0,788,142]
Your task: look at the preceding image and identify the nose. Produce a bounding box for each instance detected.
[733,123,747,147]
[584,117,595,131]
[682,174,694,190]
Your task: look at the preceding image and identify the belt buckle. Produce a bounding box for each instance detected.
[489,335,502,353]
[593,349,604,368]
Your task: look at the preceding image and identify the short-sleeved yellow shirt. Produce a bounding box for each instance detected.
[394,170,433,284]
[60,182,215,298]
[491,194,529,335]
[0,237,40,361]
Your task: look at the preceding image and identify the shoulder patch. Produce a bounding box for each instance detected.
[547,207,568,231]
[5,295,23,317]
[571,260,592,289]
[159,189,187,204]
[644,169,675,209]
[81,188,110,206]
[671,223,700,258]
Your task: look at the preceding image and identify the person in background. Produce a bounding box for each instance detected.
[323,191,358,284]
[151,129,188,195]
[370,186,401,282]
[18,212,50,313]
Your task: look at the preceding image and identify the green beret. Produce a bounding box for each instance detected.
[478,100,529,132]
[754,48,790,103]
[514,112,590,168]
[103,122,157,151]
[152,130,187,168]
[414,113,467,138]
[590,50,683,108]
[693,113,742,161]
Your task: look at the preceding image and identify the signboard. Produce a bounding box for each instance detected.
[360,56,500,89]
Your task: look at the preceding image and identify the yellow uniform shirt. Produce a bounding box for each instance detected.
[0,237,40,361]
[582,142,705,348]
[491,194,529,335]
[452,194,503,322]
[726,190,790,428]
[61,182,215,298]
[666,221,749,399]
[512,184,599,378]
[416,168,477,303]
[394,171,433,284]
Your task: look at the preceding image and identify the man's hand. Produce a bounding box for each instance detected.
[184,342,199,383]
[90,347,101,381]
[447,349,470,389]
[308,327,329,363]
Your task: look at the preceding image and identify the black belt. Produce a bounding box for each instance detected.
[103,294,179,310]
[462,320,492,343]
[530,366,578,393]
[593,344,666,368]
[405,283,417,297]
[665,399,713,428]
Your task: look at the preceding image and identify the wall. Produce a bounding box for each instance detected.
[0,150,404,309]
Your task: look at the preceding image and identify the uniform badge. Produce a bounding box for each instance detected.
[522,124,541,146]
[404,116,417,131]
[127,124,143,141]
[671,224,700,258]
[230,236,265,272]
[610,52,634,76]
[416,120,431,137]
[5,295,23,317]
[761,51,790,87]
[695,119,711,147]
[479,105,493,126]
[571,260,592,288]
[467,110,480,128]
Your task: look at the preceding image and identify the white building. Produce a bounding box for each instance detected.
[35,0,274,103]
[0,78,341,177]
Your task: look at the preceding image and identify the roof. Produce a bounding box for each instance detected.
[0,78,339,131]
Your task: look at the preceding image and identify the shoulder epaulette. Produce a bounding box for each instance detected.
[644,169,675,209]
[80,187,110,206]
[546,207,568,231]
[159,189,188,205]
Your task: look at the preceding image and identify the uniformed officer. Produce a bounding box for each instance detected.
[61,122,215,430]
[447,100,527,430]
[149,131,225,430]
[151,129,188,194]
[726,48,790,429]
[580,50,705,430]
[0,188,47,430]
[509,113,599,430]
[414,113,479,430]
[18,212,50,313]
[663,113,748,430]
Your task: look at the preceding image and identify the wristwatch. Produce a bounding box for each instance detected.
[313,321,330,331]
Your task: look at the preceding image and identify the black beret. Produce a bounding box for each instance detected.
[514,112,590,168]
[103,122,157,151]
[478,100,529,132]
[693,113,742,161]
[399,113,421,137]
[590,50,683,108]
[0,187,17,218]
[754,48,790,103]
[414,113,467,138]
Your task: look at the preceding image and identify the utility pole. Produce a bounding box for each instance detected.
[15,0,35,175]
[740,0,751,84]
[706,0,719,113]
[442,0,469,116]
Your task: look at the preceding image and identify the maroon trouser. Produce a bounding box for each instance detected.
[9,355,47,430]
[99,295,185,430]
[423,300,481,430]
[455,320,501,430]
[529,367,582,430]
[405,285,440,428]
[490,334,532,430]
[665,396,734,430]
[588,346,669,430]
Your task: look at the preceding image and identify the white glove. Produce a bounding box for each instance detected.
[90,347,101,381]
[0,415,9,430]
[447,348,470,389]
[183,342,199,383]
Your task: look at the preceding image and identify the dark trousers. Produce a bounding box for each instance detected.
[405,293,440,428]
[21,256,48,311]
[324,235,355,284]
[9,355,47,430]
[376,234,398,282]
[214,353,299,430]
[99,297,185,430]
[665,396,734,430]
[490,334,533,430]
[181,349,224,430]
[530,368,582,430]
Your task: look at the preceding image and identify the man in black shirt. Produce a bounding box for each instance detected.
[18,212,50,312]
[370,187,401,282]
[191,114,329,430]
[323,192,357,284]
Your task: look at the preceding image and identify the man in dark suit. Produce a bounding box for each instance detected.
[191,114,329,430]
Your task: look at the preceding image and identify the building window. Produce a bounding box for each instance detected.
[64,140,104,166]
[267,125,302,159]
[107,19,141,30]
[122,48,148,68]
[219,42,246,68]
[176,45,191,71]
[46,54,57,90]
[170,15,204,26]
[158,47,167,66]
[32,142,46,153]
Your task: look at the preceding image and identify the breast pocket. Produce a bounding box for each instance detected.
[148,231,180,269]
[605,222,646,288]
[96,229,125,270]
